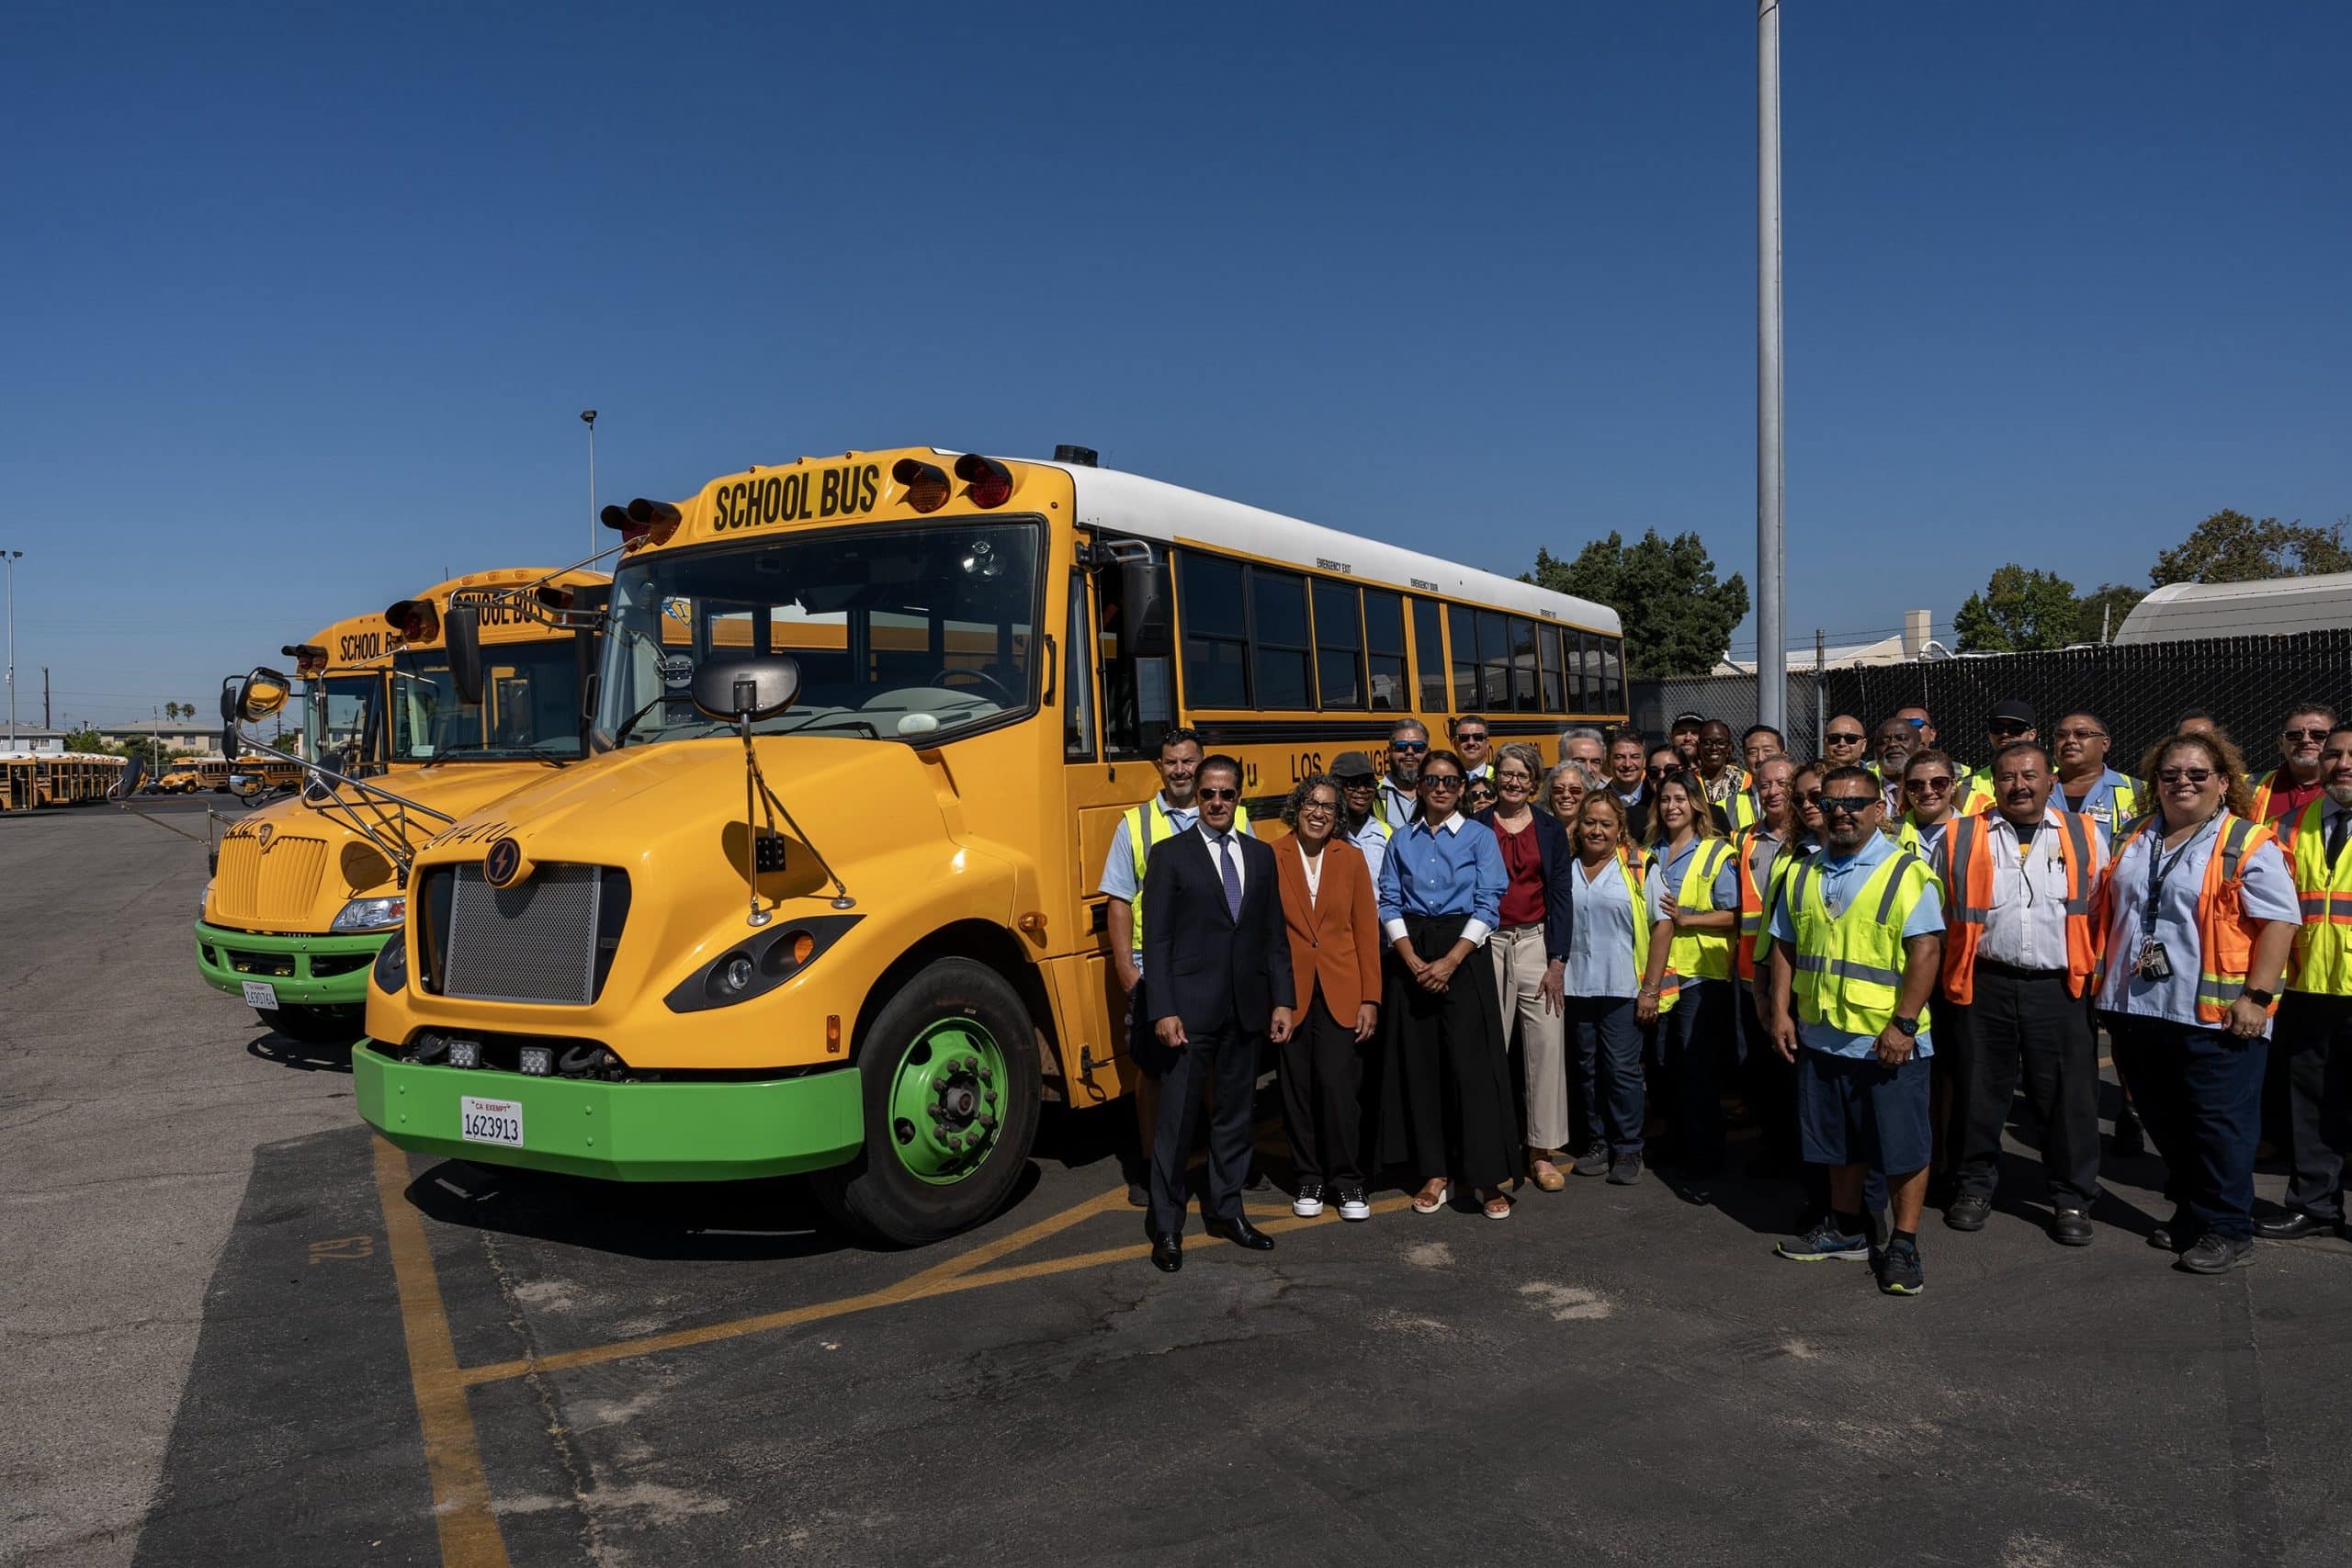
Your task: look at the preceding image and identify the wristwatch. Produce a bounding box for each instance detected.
[2240,987,2275,1008]
[1890,1015,1920,1037]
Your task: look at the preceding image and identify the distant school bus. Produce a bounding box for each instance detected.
[196,570,608,1043]
[356,446,1625,1245]
[159,758,233,794]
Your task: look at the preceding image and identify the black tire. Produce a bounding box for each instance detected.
[255,1004,365,1044]
[811,956,1041,1246]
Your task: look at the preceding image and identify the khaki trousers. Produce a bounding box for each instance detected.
[1492,922,1568,1151]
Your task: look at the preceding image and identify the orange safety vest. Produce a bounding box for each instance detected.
[2107,810,2283,1025]
[1938,807,2099,1003]
[1731,824,1788,982]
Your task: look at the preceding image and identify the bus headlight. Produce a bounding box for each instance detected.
[662,913,864,1013]
[373,931,408,993]
[200,879,214,918]
[334,896,407,933]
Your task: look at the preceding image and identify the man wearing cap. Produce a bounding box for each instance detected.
[1378,719,1427,829]
[1960,702,2037,815]
[1330,750,1392,886]
[1670,713,1705,769]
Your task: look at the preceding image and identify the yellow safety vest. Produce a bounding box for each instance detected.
[1886,815,1954,890]
[1123,796,1250,946]
[1956,766,1996,818]
[1786,851,1937,1039]
[1662,837,1736,985]
[1719,789,1760,834]
[1622,849,1679,1015]
[2286,799,2352,997]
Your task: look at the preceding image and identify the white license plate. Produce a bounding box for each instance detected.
[459,1096,526,1149]
[242,981,279,1010]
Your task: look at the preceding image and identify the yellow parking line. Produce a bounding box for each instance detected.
[372,1136,509,1567]
[891,1181,1133,1290]
[459,1193,1416,1388]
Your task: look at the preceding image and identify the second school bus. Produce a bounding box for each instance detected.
[356,447,1624,1244]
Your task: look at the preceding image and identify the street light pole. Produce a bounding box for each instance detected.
[3,549,21,747]
[581,410,599,558]
[1756,0,1787,734]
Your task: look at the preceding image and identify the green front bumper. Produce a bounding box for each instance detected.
[353,1043,865,1181]
[194,921,387,1008]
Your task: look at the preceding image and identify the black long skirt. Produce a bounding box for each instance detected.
[1374,913,1519,1193]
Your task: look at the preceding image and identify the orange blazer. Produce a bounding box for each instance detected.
[1273,836,1384,1021]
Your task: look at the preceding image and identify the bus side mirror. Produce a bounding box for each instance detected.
[690,654,800,723]
[115,753,146,798]
[1118,558,1171,659]
[446,604,485,705]
[236,668,291,723]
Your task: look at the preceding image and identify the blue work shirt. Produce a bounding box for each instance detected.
[1340,810,1390,886]
[1377,812,1506,946]
[1566,853,1644,999]
[1098,794,1198,969]
[2061,766,2140,846]
[1645,834,1739,926]
[2095,812,2299,1034]
[1768,830,1946,1059]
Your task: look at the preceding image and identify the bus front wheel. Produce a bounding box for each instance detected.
[812,957,1040,1247]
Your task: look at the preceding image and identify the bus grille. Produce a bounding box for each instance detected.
[440,864,607,1005]
[212,835,330,928]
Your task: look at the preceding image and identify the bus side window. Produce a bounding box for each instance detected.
[1064,570,1095,760]
[1098,547,1171,760]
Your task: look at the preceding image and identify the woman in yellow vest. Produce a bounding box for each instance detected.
[1888,750,1964,874]
[2095,731,2301,1275]
[1639,769,1738,1189]
[1564,792,1671,1185]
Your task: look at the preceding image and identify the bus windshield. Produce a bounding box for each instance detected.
[382,640,586,763]
[596,523,1041,750]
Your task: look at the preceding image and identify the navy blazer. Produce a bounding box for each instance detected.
[1475,806,1576,964]
[1140,827,1297,1037]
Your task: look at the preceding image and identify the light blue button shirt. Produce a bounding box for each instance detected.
[1099,794,1198,970]
[2095,813,2300,1033]
[1566,854,1642,999]
[1768,830,1946,1059]
[1341,811,1389,886]
[1645,835,1739,925]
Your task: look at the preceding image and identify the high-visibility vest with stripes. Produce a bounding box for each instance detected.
[1732,825,1787,982]
[1719,788,1760,834]
[1786,850,1938,1039]
[1887,814,1952,881]
[2109,810,2282,1025]
[1751,839,1814,977]
[1661,836,1736,985]
[1956,765,1996,818]
[1123,796,1250,946]
[2281,799,2352,997]
[1938,808,2099,1004]
[1622,848,1679,1015]
[2070,773,2142,845]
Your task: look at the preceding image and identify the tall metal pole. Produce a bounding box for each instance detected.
[582,410,600,558]
[4,549,21,746]
[1756,1,1787,733]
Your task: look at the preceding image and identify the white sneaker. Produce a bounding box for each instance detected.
[1293,1182,1326,1217]
[1337,1188,1372,1222]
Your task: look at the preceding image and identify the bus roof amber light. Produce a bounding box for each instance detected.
[893,457,950,513]
[383,599,439,644]
[604,498,682,550]
[954,453,1013,508]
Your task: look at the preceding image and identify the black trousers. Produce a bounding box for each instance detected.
[1953,964,2100,1207]
[1382,918,1516,1193]
[1657,978,1728,1175]
[1146,1020,1261,1236]
[2274,992,2352,1224]
[2106,1011,2263,1243]
[1280,994,1365,1189]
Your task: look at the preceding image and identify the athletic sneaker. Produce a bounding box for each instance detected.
[1775,1219,1871,1262]
[1569,1141,1611,1176]
[1606,1151,1644,1186]
[1292,1181,1326,1218]
[1336,1188,1372,1222]
[1876,1238,1927,1295]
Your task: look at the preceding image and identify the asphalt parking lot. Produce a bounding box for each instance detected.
[6,804,2351,1567]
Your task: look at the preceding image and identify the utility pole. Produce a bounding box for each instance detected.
[581,410,600,558]
[43,666,51,729]
[3,548,21,747]
[1755,1,1787,734]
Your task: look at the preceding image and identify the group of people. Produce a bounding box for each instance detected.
[1099,697,2352,1299]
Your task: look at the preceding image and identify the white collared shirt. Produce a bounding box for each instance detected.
[1978,809,2098,970]
[1198,821,1247,900]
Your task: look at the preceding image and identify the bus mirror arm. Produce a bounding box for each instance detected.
[1089,540,1171,660]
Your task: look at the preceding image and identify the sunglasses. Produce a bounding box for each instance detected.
[1819,795,1878,815]
[1988,721,2031,736]
[2157,768,2213,785]
[2052,728,2106,741]
[1797,789,1825,805]
[1826,732,1865,745]
[1340,778,1376,789]
[1421,774,1464,791]
[2283,728,2330,741]
[1455,731,1489,743]
[1392,740,1428,752]
[1197,786,1239,802]
[1907,775,1953,791]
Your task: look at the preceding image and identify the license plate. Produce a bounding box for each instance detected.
[242,981,279,1009]
[459,1096,526,1148]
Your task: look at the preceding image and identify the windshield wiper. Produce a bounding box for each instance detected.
[611,691,667,748]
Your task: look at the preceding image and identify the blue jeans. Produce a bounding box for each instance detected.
[2105,1010,2263,1242]
[1569,996,1645,1154]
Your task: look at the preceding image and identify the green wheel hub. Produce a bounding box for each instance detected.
[883,1016,1008,1185]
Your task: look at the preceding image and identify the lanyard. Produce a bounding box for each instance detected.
[2141,812,2220,943]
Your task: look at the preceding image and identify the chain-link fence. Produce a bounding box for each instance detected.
[1628,671,1826,758]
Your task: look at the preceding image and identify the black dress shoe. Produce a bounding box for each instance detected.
[1149,1232,1183,1273]
[2049,1207,2094,1247]
[1206,1216,1276,1251]
[1944,1195,1992,1232]
[2253,1211,2334,1241]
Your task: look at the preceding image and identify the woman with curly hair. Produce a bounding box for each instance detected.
[1272,773,1385,1222]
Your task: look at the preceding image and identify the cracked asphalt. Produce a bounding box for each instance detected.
[8,805,2352,1567]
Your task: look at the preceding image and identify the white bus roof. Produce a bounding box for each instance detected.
[1001,455,1621,637]
[2111,571,2352,645]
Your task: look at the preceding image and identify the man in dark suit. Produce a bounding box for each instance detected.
[1141,754,1296,1272]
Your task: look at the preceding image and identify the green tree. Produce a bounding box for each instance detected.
[1952,563,2082,652]
[62,728,115,754]
[1525,531,1748,679]
[2151,509,2352,586]
[2075,581,2147,643]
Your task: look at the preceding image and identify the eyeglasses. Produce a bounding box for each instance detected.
[2157,768,2214,785]
[2052,728,2107,741]
[1197,786,1239,802]
[1819,795,1878,815]
[1298,801,1338,817]
[2283,728,2330,741]
[1420,774,1464,791]
[1391,740,1428,753]
[1826,731,1864,744]
[1907,775,1953,791]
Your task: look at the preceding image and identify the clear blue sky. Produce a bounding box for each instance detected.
[7,2,2347,728]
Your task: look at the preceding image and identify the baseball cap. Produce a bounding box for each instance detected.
[1330,750,1377,781]
[1988,699,2037,729]
[1671,711,1705,728]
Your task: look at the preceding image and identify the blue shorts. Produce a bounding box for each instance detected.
[1796,1050,1931,1174]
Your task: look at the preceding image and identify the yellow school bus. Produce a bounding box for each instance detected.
[195,570,608,1043]
[356,447,1624,1243]
[159,757,232,795]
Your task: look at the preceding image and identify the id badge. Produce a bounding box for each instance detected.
[2135,940,2172,981]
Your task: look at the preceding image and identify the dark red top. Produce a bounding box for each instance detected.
[2266,775,2325,824]
[1496,818,1545,927]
